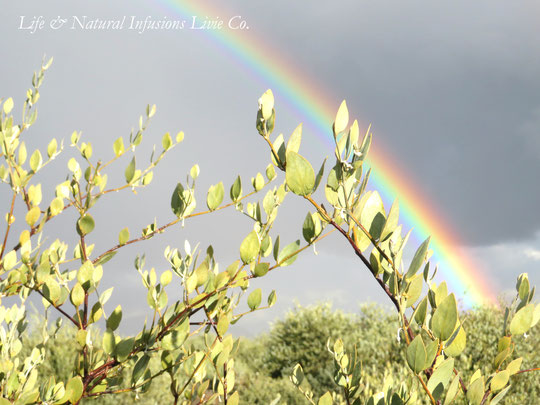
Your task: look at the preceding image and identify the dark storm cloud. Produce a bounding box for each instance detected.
[225,0,540,246]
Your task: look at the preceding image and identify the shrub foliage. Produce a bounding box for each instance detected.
[0,62,538,404]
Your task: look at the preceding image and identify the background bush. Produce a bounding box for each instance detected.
[23,302,539,404]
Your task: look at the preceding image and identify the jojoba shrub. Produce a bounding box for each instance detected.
[0,62,537,405]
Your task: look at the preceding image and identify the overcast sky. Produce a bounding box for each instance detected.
[1,0,539,334]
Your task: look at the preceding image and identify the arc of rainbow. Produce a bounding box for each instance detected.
[153,0,498,307]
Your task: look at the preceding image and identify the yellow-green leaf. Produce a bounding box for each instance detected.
[25,206,40,227]
[103,329,116,355]
[510,303,534,335]
[77,214,95,236]
[406,335,427,374]
[113,137,124,156]
[30,149,43,172]
[207,182,225,211]
[431,293,458,341]
[333,100,349,136]
[247,288,262,310]
[240,231,260,264]
[259,89,274,120]
[285,151,315,196]
[3,97,14,114]
[490,370,509,392]
[118,227,130,245]
[125,157,136,183]
[318,392,333,405]
[106,305,123,331]
[70,283,85,307]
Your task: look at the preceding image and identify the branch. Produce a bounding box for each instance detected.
[516,367,540,374]
[36,289,79,327]
[0,192,16,260]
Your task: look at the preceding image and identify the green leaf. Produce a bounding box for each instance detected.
[125,157,136,183]
[228,391,239,405]
[424,340,439,370]
[359,191,386,241]
[77,260,95,291]
[190,164,200,179]
[285,151,315,196]
[406,237,430,279]
[25,206,41,227]
[107,305,123,331]
[333,100,349,136]
[66,376,84,403]
[113,137,124,157]
[247,288,262,310]
[2,250,17,271]
[510,303,534,335]
[70,283,85,307]
[406,335,427,374]
[116,338,134,362]
[302,212,316,243]
[49,197,64,216]
[170,183,195,218]
[506,357,522,375]
[405,275,423,308]
[95,251,117,266]
[267,290,277,307]
[30,149,43,172]
[444,375,460,405]
[162,132,172,150]
[77,214,95,236]
[444,324,466,357]
[253,172,265,191]
[103,329,116,355]
[277,240,301,266]
[271,134,287,168]
[286,124,302,155]
[207,182,225,211]
[162,318,189,350]
[266,164,276,181]
[230,175,242,202]
[240,231,260,264]
[466,377,484,405]
[43,278,61,304]
[160,270,173,286]
[18,142,27,164]
[290,364,304,386]
[3,97,14,114]
[381,199,399,241]
[431,293,458,341]
[119,227,130,245]
[313,158,327,194]
[318,392,333,405]
[427,358,455,400]
[132,354,150,384]
[217,315,229,336]
[142,171,153,186]
[490,385,511,405]
[490,370,509,392]
[259,89,274,120]
[254,262,269,277]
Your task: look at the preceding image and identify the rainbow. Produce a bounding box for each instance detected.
[153,0,498,307]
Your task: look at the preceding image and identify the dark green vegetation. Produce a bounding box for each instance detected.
[24,303,539,404]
